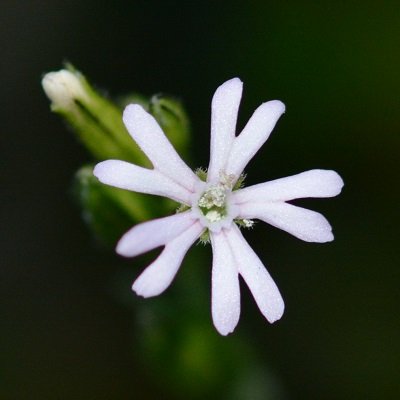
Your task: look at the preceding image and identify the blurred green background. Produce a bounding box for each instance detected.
[1,1,399,399]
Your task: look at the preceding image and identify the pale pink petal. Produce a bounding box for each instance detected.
[233,169,344,204]
[210,230,240,336]
[207,78,243,183]
[239,201,334,243]
[225,100,285,178]
[117,211,196,257]
[123,104,198,191]
[132,222,204,298]
[226,225,284,323]
[94,160,192,204]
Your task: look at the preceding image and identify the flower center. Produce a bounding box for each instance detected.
[190,171,241,234]
[198,184,228,222]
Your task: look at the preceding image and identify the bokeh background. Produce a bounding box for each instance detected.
[2,1,399,399]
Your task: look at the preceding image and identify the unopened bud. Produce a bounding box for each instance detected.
[42,69,87,110]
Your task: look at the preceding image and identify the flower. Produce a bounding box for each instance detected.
[94,78,344,335]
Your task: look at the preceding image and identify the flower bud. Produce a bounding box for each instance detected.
[42,69,87,110]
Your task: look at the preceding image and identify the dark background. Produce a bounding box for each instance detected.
[2,1,399,399]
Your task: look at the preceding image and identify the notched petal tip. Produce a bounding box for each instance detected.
[327,170,345,196]
[228,77,243,84]
[131,266,171,298]
[322,231,335,243]
[92,160,113,182]
[300,217,334,243]
[215,325,235,336]
[116,240,133,257]
[131,281,158,298]
[219,76,243,89]
[259,286,285,324]
[262,99,286,115]
[122,103,146,125]
[267,301,285,324]
[213,309,240,335]
[212,77,243,103]
[212,305,241,336]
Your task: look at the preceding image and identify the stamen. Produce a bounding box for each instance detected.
[193,171,240,229]
[235,218,255,229]
[197,183,228,222]
[242,219,254,228]
[198,185,226,209]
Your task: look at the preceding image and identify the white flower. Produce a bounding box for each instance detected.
[94,78,344,335]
